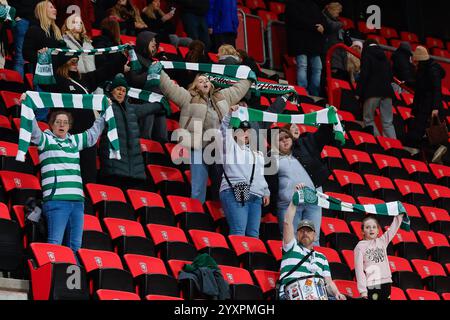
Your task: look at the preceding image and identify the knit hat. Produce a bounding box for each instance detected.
[352,41,363,50]
[110,74,129,91]
[413,46,430,62]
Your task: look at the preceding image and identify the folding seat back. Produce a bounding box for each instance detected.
[390,286,407,300]
[372,154,403,171]
[333,170,365,187]
[388,256,413,273]
[189,230,229,250]
[406,289,440,300]
[164,143,190,168]
[321,217,351,236]
[364,174,396,192]
[269,1,285,16]
[0,170,41,206]
[340,250,355,271]
[380,27,399,39]
[167,195,214,232]
[82,215,113,252]
[228,235,277,271]
[0,69,25,92]
[167,259,190,279]
[0,91,21,117]
[266,240,282,261]
[0,142,35,174]
[228,235,268,255]
[146,165,189,197]
[124,254,167,278]
[334,280,360,298]
[424,183,450,202]
[95,289,140,300]
[257,10,278,29]
[28,243,89,300]
[219,265,263,300]
[400,31,419,43]
[313,246,341,263]
[417,231,449,250]
[395,179,428,207]
[367,34,387,46]
[139,139,167,166]
[252,270,279,298]
[338,16,354,30]
[246,0,266,10]
[127,189,174,226]
[411,259,446,279]
[342,149,372,165]
[389,227,418,245]
[158,42,178,55]
[85,183,135,220]
[146,224,196,261]
[429,164,450,184]
[420,206,450,234]
[77,248,134,293]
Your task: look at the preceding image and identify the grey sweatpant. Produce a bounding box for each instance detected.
[363,97,397,138]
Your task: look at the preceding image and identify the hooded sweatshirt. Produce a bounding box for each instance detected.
[392,42,415,86]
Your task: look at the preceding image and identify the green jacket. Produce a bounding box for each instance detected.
[98,97,163,180]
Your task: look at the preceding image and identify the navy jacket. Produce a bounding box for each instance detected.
[207,0,238,35]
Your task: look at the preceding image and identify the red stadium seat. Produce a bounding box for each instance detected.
[334,280,360,298]
[146,224,197,261]
[204,200,227,233]
[164,142,190,169]
[243,14,265,64]
[95,289,140,300]
[0,141,35,174]
[126,189,174,226]
[349,131,383,153]
[269,2,285,16]
[364,174,401,202]
[333,170,373,198]
[0,170,41,206]
[423,184,450,210]
[158,42,178,55]
[420,206,450,235]
[321,146,349,171]
[228,235,278,271]
[401,159,436,184]
[28,243,89,300]
[139,139,168,166]
[313,246,341,264]
[321,217,358,251]
[219,265,263,300]
[123,254,180,298]
[103,218,154,256]
[85,183,135,220]
[390,286,407,300]
[339,17,355,30]
[0,91,21,117]
[426,37,444,49]
[372,153,408,180]
[166,195,214,232]
[389,256,413,273]
[188,230,238,266]
[429,163,450,186]
[380,27,399,40]
[266,240,282,262]
[394,179,432,207]
[77,248,134,294]
[340,250,355,271]
[376,136,410,159]
[257,10,278,29]
[406,289,440,300]
[245,0,266,10]
[417,231,449,250]
[367,34,388,46]
[411,259,447,279]
[0,69,24,92]
[82,215,113,252]
[146,165,190,197]
[252,270,279,298]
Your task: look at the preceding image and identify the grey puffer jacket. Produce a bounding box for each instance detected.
[98,97,163,180]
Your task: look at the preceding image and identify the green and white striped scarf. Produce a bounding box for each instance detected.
[230,106,346,145]
[145,61,258,89]
[34,45,140,85]
[0,4,15,23]
[293,187,410,231]
[126,87,171,115]
[17,91,120,162]
[207,73,297,96]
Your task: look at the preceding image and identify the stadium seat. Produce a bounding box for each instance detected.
[423,184,450,211]
[340,250,355,273]
[429,163,450,187]
[219,265,263,300]
[342,149,379,175]
[321,145,350,171]
[82,215,113,251]
[95,289,140,300]
[127,189,175,226]
[411,259,449,294]
[77,248,134,294]
[123,254,180,298]
[0,69,25,92]
[401,159,437,184]
[228,235,279,271]
[334,280,360,299]
[417,230,449,250]
[164,143,190,171]
[146,224,197,261]
[372,153,408,180]
[0,91,21,118]
[323,192,360,222]
[380,26,399,40]
[333,170,373,198]
[166,195,215,232]
[103,218,155,256]
[204,200,228,234]
[188,230,238,266]
[28,243,89,300]
[158,42,178,55]
[252,270,279,299]
[259,213,281,241]
[139,139,169,166]
[394,179,433,207]
[257,10,279,29]
[0,171,41,206]
[406,288,441,300]
[85,183,135,221]
[364,174,402,202]
[349,131,384,154]
[321,217,359,251]
[388,255,424,291]
[0,207,23,272]
[338,16,355,30]
[442,293,450,301]
[390,286,407,300]
[0,141,35,174]
[146,165,190,197]
[266,240,282,262]
[376,136,411,159]
[400,31,419,43]
[245,0,266,10]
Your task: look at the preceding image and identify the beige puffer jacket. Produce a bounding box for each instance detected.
[160,70,251,150]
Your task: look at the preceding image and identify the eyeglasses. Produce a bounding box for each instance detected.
[54,120,70,126]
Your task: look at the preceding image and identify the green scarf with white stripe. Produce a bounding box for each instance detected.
[145,61,258,89]
[126,87,171,115]
[17,91,120,162]
[0,4,15,23]
[231,106,346,145]
[293,187,411,231]
[34,45,141,85]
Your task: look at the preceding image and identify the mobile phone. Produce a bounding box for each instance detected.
[170,7,176,13]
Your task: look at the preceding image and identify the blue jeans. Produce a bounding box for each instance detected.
[296,55,322,97]
[277,202,322,246]
[43,201,85,255]
[220,189,262,238]
[190,148,221,203]
[182,13,211,51]
[12,18,29,77]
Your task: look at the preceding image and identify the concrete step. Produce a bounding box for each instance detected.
[0,277,29,300]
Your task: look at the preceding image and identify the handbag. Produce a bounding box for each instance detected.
[426,115,448,145]
[275,249,315,300]
[223,152,256,206]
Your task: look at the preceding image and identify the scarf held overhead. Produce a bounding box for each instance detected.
[34,45,140,85]
[17,91,120,162]
[293,187,410,231]
[230,106,346,145]
[0,4,15,23]
[126,87,171,115]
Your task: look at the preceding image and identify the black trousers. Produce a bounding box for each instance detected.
[367,283,392,300]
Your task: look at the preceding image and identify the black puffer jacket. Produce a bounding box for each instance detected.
[356,44,395,101]
[98,97,163,180]
[92,30,123,70]
[392,42,416,86]
[23,22,66,64]
[413,59,446,117]
[175,0,210,16]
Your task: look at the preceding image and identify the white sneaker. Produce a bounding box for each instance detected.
[432,145,448,164]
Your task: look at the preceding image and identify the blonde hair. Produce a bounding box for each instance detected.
[218,44,239,58]
[325,2,343,14]
[61,13,90,42]
[187,74,216,99]
[56,58,79,79]
[35,1,63,40]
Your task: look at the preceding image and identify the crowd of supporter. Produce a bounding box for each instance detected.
[0,0,448,301]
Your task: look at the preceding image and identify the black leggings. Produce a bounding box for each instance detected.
[367,283,392,300]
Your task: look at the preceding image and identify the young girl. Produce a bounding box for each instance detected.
[354,214,404,300]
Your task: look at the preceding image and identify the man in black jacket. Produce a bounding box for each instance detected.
[356,39,396,138]
[175,0,210,51]
[285,0,327,97]
[11,0,40,76]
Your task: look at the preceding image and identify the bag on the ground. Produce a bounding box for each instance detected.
[426,115,448,145]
